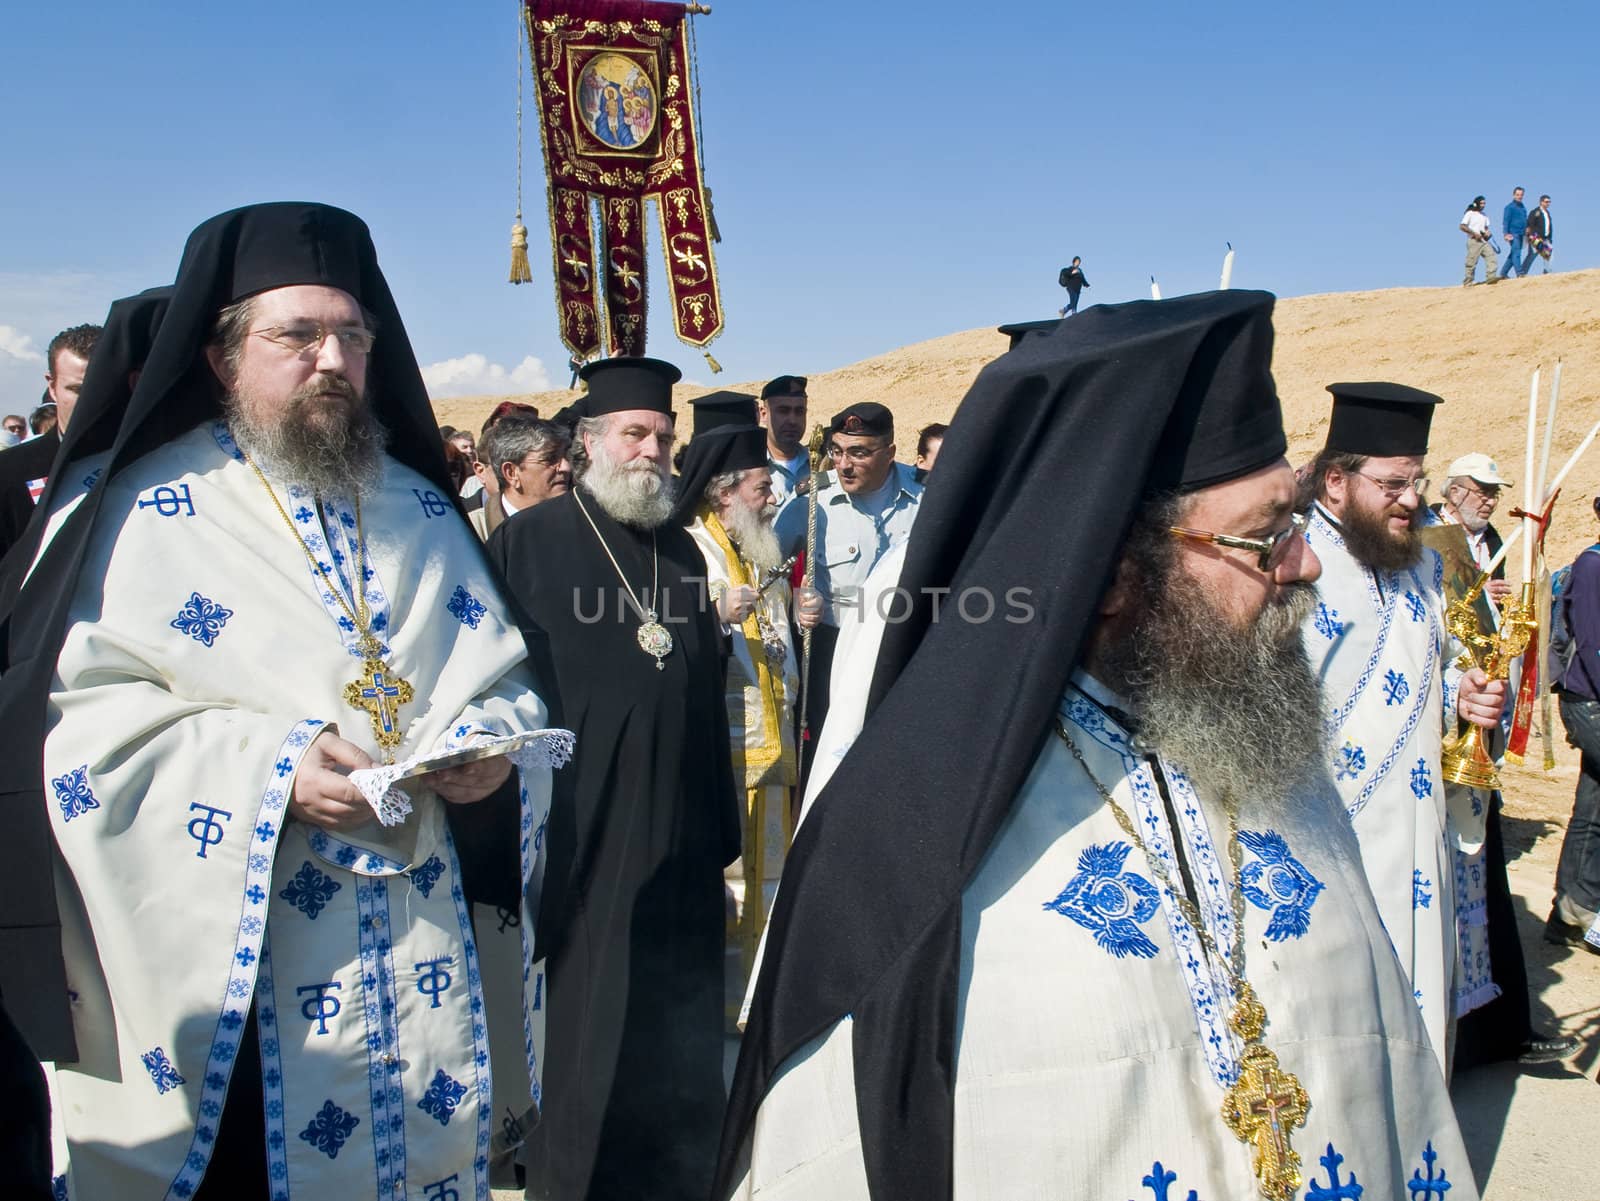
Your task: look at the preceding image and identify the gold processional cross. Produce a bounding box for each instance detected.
[1222,1043,1310,1201]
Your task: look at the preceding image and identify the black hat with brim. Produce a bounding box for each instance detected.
[1324,381,1443,458]
[578,357,680,417]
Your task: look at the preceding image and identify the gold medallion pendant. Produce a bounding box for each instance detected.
[344,657,416,750]
[636,611,674,670]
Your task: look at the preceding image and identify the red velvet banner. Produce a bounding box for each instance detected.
[527,0,724,357]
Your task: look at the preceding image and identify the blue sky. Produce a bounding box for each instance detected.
[1,0,1595,407]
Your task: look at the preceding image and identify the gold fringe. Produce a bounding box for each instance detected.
[1503,751,1524,766]
[704,350,722,374]
[509,222,533,285]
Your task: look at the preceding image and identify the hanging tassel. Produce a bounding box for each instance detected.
[509,221,533,285]
[704,350,722,374]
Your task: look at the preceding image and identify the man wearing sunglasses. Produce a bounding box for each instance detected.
[1302,381,1507,1074]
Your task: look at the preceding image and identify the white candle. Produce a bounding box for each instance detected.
[1539,359,1563,506]
[1486,410,1600,578]
[1524,367,1540,582]
[1220,243,1235,291]
[1150,276,1162,301]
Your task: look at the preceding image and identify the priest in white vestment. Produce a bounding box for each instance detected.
[1299,383,1506,1072]
[716,293,1478,1201]
[16,204,559,1201]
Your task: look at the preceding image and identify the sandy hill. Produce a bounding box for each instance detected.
[436,268,1600,563]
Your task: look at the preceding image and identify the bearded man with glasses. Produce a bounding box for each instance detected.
[1301,382,1507,1075]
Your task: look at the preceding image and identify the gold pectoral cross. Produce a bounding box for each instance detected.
[343,656,415,752]
[1222,1043,1309,1201]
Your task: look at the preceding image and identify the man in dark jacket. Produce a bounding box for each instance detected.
[1058,256,1089,316]
[1549,497,1600,950]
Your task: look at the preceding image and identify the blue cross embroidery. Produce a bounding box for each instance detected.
[417,1068,469,1126]
[170,592,235,647]
[293,506,314,523]
[1238,829,1324,941]
[52,765,100,822]
[1313,602,1345,641]
[1407,1141,1451,1198]
[280,861,342,919]
[1413,869,1433,910]
[411,854,445,898]
[1410,757,1433,800]
[1042,841,1161,959]
[446,585,487,629]
[1382,669,1410,706]
[1306,1142,1363,1198]
[141,1046,186,1094]
[1403,590,1425,622]
[1136,1162,1200,1201]
[1334,740,1366,781]
[299,1098,360,1159]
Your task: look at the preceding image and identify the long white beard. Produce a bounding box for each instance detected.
[581,439,675,528]
[724,501,782,572]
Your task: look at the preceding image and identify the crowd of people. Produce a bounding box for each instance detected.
[1460,187,1558,284]
[0,200,1589,1201]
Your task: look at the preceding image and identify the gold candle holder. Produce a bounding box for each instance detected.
[1440,578,1536,790]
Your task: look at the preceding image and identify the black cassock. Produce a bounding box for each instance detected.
[488,490,740,1201]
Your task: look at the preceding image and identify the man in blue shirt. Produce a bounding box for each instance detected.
[1549,497,1600,952]
[776,402,922,776]
[1500,186,1531,279]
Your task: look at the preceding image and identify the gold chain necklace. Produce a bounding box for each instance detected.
[247,458,414,762]
[573,490,673,669]
[1054,720,1309,1201]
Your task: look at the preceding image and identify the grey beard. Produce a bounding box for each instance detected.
[1338,499,1423,572]
[225,376,387,498]
[581,441,675,529]
[1102,577,1329,810]
[724,501,782,571]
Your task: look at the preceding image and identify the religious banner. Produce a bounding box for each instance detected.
[526,0,724,358]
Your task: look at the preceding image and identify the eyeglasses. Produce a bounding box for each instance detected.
[1456,483,1501,503]
[1355,471,1429,499]
[1169,511,1307,574]
[828,442,889,463]
[251,323,375,357]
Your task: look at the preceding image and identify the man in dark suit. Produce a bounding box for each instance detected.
[1526,194,1555,273]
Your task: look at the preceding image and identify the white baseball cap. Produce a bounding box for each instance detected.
[1446,453,1512,487]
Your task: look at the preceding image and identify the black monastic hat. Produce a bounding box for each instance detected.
[670,422,769,527]
[578,356,680,417]
[1323,381,1443,457]
[827,402,894,439]
[689,390,758,438]
[718,290,1292,1201]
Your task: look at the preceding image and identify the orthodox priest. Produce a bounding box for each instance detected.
[672,392,818,999]
[0,203,557,1200]
[487,358,740,1201]
[1301,383,1504,1069]
[717,292,1477,1201]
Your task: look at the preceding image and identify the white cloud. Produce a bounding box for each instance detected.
[419,353,552,398]
[0,325,43,364]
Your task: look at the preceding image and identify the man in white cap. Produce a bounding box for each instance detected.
[1432,452,1513,603]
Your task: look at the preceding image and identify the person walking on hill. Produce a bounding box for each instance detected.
[1526,194,1555,274]
[1460,196,1500,285]
[1500,187,1530,279]
[1058,256,1089,316]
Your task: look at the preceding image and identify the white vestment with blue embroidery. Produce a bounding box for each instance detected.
[40,422,554,1201]
[728,676,1477,1200]
[1302,504,1462,1069]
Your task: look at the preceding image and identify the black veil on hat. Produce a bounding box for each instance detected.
[0,203,455,1060]
[715,290,1289,1201]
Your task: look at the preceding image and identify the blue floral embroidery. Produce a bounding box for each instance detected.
[447,585,488,629]
[1333,741,1366,781]
[1043,841,1161,959]
[417,1068,469,1126]
[1313,602,1345,641]
[1413,870,1433,910]
[1382,669,1410,706]
[1410,757,1433,800]
[142,1046,186,1094]
[52,765,100,822]
[411,854,445,898]
[1238,830,1323,941]
[1307,1142,1364,1199]
[170,592,235,647]
[1407,1141,1451,1198]
[299,1098,360,1159]
[280,861,342,919]
[1136,1162,1199,1201]
[1403,590,1425,622]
